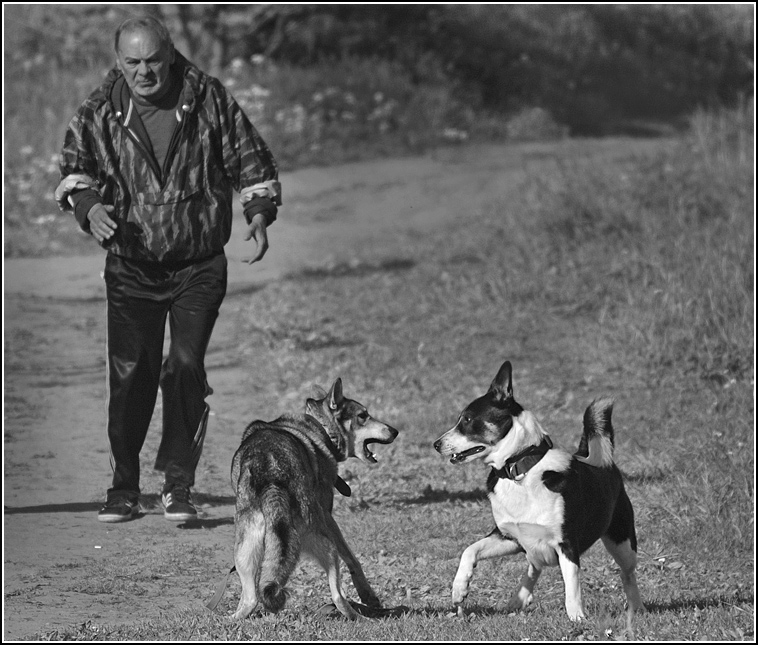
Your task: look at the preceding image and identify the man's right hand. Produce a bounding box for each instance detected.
[87,204,117,243]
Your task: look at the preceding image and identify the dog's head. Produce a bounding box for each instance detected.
[306,378,398,463]
[434,361,544,466]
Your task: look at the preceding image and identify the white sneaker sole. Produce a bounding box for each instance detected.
[163,510,197,522]
[98,505,138,523]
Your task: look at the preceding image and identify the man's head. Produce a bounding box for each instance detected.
[115,16,175,101]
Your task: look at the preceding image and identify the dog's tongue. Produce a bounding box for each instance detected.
[364,443,377,463]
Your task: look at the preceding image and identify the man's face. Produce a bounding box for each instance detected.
[116,28,175,100]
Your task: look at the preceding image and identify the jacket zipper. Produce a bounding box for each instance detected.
[118,100,186,189]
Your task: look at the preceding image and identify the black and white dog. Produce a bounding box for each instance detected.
[434,361,645,621]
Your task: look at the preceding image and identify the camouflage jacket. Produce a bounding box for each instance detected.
[57,52,280,263]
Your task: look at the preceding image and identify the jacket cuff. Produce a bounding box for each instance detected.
[243,196,277,227]
[70,189,103,233]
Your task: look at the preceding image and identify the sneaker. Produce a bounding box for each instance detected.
[162,484,197,521]
[98,496,139,523]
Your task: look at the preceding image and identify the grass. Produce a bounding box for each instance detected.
[25,104,755,640]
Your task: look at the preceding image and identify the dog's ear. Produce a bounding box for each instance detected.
[328,378,344,410]
[488,361,514,402]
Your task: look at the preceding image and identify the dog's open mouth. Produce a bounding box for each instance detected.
[450,446,485,464]
[363,437,394,463]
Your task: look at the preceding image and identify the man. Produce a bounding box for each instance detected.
[55,16,281,523]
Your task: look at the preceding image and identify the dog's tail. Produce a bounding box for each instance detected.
[258,485,301,613]
[575,397,615,468]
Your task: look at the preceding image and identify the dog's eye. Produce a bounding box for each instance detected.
[358,410,369,424]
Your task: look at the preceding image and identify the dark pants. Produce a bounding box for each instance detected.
[103,253,227,500]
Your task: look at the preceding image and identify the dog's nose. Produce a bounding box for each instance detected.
[433,438,442,452]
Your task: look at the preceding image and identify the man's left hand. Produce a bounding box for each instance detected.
[242,213,269,264]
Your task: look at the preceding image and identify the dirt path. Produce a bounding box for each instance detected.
[3,138,665,640]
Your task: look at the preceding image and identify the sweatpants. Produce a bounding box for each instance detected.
[103,252,227,500]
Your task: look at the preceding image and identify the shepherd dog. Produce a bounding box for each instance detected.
[230,378,398,620]
[434,361,645,621]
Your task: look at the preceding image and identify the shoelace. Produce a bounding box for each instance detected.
[105,497,134,508]
[166,486,191,505]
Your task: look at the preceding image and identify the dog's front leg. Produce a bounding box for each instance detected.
[452,529,524,616]
[325,548,361,620]
[304,532,361,620]
[505,561,542,613]
[558,550,585,621]
[325,515,382,608]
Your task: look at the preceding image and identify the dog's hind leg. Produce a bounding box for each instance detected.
[324,515,381,608]
[232,509,265,620]
[304,533,361,620]
[602,486,645,615]
[601,536,645,614]
[452,528,524,615]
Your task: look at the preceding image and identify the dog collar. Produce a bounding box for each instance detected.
[300,415,351,496]
[265,415,351,497]
[492,436,553,482]
[335,476,352,497]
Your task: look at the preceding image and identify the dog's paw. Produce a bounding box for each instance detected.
[505,591,533,613]
[451,581,470,606]
[566,608,586,622]
[317,601,362,621]
[230,607,255,621]
[358,591,383,608]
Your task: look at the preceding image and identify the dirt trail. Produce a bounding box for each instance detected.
[3,138,663,640]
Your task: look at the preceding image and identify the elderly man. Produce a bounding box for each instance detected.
[56,16,281,523]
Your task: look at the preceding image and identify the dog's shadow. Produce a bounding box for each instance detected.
[315,602,412,620]
[399,486,487,505]
[177,517,235,529]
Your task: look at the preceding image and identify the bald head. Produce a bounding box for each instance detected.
[115,16,173,54]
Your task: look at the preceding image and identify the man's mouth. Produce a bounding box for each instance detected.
[450,446,485,464]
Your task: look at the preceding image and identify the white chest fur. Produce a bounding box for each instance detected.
[488,451,569,568]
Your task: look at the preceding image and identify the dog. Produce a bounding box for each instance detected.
[230,378,398,620]
[434,361,645,621]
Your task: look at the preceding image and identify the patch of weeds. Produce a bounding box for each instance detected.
[293,257,415,280]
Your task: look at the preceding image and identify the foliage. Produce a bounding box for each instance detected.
[5,4,752,129]
[3,4,752,257]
